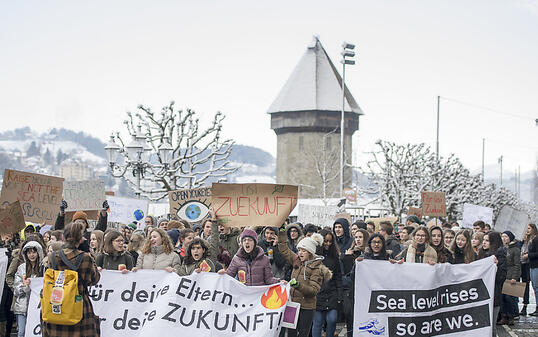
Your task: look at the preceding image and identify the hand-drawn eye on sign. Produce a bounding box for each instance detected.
[177,200,210,222]
[168,187,212,223]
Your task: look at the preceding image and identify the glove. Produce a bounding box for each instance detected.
[102,200,109,211]
[289,278,299,288]
[60,200,68,212]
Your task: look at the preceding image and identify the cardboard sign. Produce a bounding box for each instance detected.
[462,203,494,229]
[63,180,105,211]
[501,280,526,298]
[494,206,530,241]
[0,201,26,234]
[212,183,298,228]
[335,212,352,225]
[0,169,64,224]
[297,204,339,227]
[106,196,149,227]
[168,187,212,223]
[421,191,446,217]
[408,207,423,219]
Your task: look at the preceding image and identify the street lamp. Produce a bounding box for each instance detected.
[105,128,173,198]
[340,41,355,197]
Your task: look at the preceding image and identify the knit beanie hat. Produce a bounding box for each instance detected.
[502,230,515,242]
[72,211,89,225]
[297,233,324,256]
[127,222,137,231]
[240,229,258,245]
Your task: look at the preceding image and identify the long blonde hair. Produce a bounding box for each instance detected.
[141,228,174,255]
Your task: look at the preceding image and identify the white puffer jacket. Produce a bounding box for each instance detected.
[13,241,44,315]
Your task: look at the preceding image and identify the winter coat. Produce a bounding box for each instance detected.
[526,237,538,269]
[333,218,353,255]
[219,229,240,257]
[258,229,289,279]
[343,249,364,275]
[177,220,222,276]
[13,241,44,315]
[385,235,402,258]
[226,246,279,286]
[278,230,332,310]
[482,247,506,307]
[505,241,521,280]
[41,248,100,337]
[399,244,437,264]
[136,246,181,272]
[433,245,454,264]
[54,212,108,253]
[96,252,134,271]
[177,257,220,276]
[316,250,343,311]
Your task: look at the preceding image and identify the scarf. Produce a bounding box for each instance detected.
[406,243,437,264]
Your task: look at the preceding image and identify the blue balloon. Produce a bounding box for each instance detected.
[134,209,145,221]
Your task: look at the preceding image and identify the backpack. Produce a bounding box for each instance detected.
[41,250,84,325]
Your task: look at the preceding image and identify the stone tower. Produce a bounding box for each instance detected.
[268,37,363,199]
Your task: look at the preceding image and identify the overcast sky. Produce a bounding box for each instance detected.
[1,0,537,177]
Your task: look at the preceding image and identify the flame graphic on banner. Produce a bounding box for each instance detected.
[260,285,287,309]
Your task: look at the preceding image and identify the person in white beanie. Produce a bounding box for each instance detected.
[277,224,332,337]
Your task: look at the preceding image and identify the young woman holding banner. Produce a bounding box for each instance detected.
[450,230,476,264]
[397,226,437,264]
[133,228,180,273]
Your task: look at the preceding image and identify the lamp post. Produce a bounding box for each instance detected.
[340,41,355,197]
[104,125,173,198]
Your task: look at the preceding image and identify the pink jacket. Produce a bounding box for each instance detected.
[226,246,279,286]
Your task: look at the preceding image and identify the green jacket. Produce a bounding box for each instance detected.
[505,242,521,280]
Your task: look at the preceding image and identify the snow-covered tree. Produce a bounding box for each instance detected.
[112,101,238,201]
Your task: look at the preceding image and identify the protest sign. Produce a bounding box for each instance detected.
[63,180,105,211]
[0,248,8,302]
[462,203,494,229]
[297,204,339,227]
[502,281,526,298]
[408,207,423,219]
[169,187,212,223]
[27,270,290,337]
[0,169,64,224]
[335,212,352,225]
[212,183,298,228]
[107,196,149,227]
[354,256,495,337]
[421,192,446,217]
[494,206,530,241]
[0,201,26,234]
[343,188,357,203]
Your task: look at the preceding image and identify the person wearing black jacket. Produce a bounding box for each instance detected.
[332,217,353,336]
[54,200,109,252]
[481,231,506,337]
[257,227,289,280]
[312,229,343,337]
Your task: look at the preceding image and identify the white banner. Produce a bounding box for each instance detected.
[494,205,530,241]
[297,204,338,227]
[462,203,493,229]
[27,270,289,337]
[0,248,8,301]
[354,256,496,337]
[107,196,149,226]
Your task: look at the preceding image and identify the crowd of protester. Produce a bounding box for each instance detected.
[0,201,536,337]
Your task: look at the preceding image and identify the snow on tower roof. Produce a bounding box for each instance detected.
[268,37,363,115]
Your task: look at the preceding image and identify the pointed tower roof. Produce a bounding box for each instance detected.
[268,37,363,115]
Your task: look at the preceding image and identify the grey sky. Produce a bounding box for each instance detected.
[1,0,537,175]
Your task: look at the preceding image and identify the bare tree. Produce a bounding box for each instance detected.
[114,101,238,201]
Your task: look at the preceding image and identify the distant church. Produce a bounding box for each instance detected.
[268,37,363,199]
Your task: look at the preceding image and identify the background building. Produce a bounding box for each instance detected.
[269,37,363,199]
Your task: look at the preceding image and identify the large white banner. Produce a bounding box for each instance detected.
[107,196,149,226]
[354,257,496,337]
[27,270,289,337]
[461,203,493,229]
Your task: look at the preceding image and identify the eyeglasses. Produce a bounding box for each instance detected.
[371,240,383,245]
